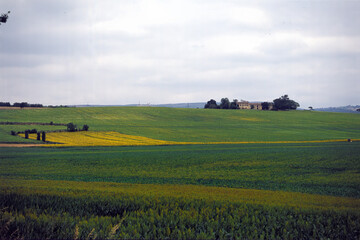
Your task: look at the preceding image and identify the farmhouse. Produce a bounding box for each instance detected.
[237,100,273,110]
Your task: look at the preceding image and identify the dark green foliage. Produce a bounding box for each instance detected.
[37,132,41,141]
[204,99,219,109]
[0,191,359,240]
[0,102,11,107]
[82,124,89,131]
[10,131,16,136]
[220,98,230,109]
[261,102,270,110]
[230,99,239,109]
[11,102,43,108]
[30,129,37,134]
[66,123,77,132]
[273,95,300,110]
[24,131,29,139]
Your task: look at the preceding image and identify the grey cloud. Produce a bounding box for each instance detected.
[1,0,359,108]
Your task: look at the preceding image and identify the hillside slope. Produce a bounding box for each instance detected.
[1,107,360,143]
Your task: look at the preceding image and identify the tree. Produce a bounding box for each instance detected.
[82,124,89,131]
[261,102,270,110]
[357,108,360,112]
[42,132,46,142]
[0,11,10,25]
[273,95,299,110]
[308,106,313,111]
[220,98,230,109]
[204,99,219,109]
[67,122,77,132]
[19,102,28,108]
[230,99,239,109]
[0,102,11,107]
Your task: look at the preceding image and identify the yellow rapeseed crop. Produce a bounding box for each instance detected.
[21,131,186,147]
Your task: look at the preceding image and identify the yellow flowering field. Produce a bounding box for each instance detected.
[20,131,357,147]
[21,131,183,146]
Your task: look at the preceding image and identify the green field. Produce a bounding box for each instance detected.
[1,143,359,197]
[1,107,360,142]
[1,107,360,239]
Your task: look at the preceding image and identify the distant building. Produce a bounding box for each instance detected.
[237,100,273,110]
[237,100,251,109]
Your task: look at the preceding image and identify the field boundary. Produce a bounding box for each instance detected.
[0,143,43,147]
[0,121,66,126]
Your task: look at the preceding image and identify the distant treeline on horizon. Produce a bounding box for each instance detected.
[0,102,76,108]
[0,102,43,108]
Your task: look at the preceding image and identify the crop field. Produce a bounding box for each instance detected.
[1,106,360,142]
[1,107,360,239]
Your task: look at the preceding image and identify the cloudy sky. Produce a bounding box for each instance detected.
[1,0,359,108]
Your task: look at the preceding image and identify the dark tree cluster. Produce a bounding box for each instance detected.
[48,105,70,108]
[273,95,300,110]
[261,102,270,110]
[1,102,44,108]
[67,123,89,132]
[13,102,43,108]
[0,102,11,107]
[204,98,239,109]
[205,95,299,111]
[23,130,46,142]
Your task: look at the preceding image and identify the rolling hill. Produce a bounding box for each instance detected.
[1,106,360,143]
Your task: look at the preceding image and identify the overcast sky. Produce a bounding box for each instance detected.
[1,0,359,108]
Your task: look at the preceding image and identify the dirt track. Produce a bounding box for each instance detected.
[0,143,44,147]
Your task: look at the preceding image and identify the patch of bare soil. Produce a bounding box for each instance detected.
[0,143,44,147]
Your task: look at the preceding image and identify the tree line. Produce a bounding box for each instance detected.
[204,95,299,110]
[0,102,43,108]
